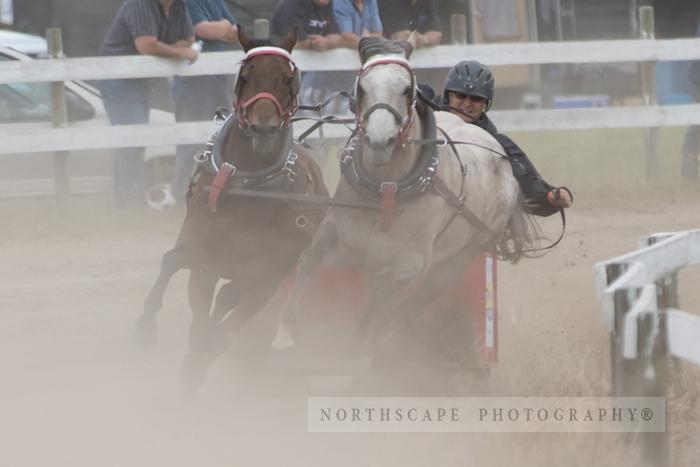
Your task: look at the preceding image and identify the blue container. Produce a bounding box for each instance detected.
[656,61,694,105]
[553,95,610,109]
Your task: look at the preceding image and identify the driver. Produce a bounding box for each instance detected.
[431,60,573,217]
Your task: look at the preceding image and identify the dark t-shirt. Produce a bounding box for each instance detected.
[271,0,340,40]
[100,0,193,56]
[378,0,440,38]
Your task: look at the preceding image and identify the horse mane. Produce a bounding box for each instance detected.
[358,37,413,64]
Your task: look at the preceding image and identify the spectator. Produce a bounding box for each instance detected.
[271,0,342,52]
[100,0,197,208]
[378,0,441,48]
[681,21,700,183]
[272,0,343,112]
[333,0,383,48]
[170,0,238,204]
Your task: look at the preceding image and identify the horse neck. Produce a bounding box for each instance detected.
[221,124,284,171]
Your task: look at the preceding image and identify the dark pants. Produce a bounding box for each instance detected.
[681,125,700,182]
[101,78,151,208]
[171,74,234,202]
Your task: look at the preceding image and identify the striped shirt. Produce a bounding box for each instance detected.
[100,0,194,56]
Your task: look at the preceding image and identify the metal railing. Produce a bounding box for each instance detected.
[595,229,700,466]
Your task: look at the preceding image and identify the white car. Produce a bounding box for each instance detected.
[0,44,176,205]
[0,29,48,57]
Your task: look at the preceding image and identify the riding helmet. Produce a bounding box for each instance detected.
[443,60,494,109]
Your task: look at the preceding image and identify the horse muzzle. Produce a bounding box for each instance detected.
[249,123,283,152]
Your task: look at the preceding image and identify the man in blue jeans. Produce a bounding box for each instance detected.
[170,0,239,204]
[100,0,198,208]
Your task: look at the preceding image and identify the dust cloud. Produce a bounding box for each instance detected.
[1,186,699,467]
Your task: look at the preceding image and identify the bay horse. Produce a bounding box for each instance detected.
[136,29,328,388]
[272,37,534,362]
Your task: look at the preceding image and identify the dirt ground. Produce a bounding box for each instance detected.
[1,187,699,467]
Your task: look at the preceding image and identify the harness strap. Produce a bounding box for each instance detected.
[430,174,497,243]
[380,182,398,232]
[521,208,567,255]
[208,163,236,212]
[297,91,355,113]
[237,92,287,121]
[292,115,356,145]
[201,186,382,210]
[416,130,568,255]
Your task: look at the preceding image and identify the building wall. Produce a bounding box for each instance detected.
[13,0,123,57]
[653,0,700,39]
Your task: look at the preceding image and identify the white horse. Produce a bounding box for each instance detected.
[272,37,532,354]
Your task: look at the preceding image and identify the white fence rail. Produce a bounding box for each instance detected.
[3,104,700,156]
[2,38,700,154]
[3,38,700,84]
[595,229,700,467]
[596,229,700,364]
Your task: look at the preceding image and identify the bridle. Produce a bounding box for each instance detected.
[354,55,417,150]
[233,46,300,131]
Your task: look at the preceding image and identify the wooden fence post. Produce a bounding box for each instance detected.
[450,14,467,45]
[254,19,270,40]
[639,6,659,183]
[47,28,70,205]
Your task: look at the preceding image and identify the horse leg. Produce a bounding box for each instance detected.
[210,280,243,325]
[353,252,426,349]
[186,280,243,358]
[400,242,483,314]
[272,219,337,350]
[135,246,191,346]
[181,268,218,394]
[221,272,286,335]
[368,243,485,374]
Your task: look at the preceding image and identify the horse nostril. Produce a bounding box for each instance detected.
[364,134,372,147]
[250,124,277,136]
[387,136,396,147]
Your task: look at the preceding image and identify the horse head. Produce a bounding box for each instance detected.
[234,27,299,153]
[355,37,415,166]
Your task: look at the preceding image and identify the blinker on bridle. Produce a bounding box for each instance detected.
[233,46,300,130]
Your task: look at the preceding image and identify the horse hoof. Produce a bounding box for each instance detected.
[132,318,157,346]
[271,326,295,350]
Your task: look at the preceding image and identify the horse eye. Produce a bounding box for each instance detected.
[402,86,412,96]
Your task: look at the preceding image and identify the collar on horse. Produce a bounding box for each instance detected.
[233,46,300,131]
[340,101,439,201]
[195,114,298,212]
[339,101,439,231]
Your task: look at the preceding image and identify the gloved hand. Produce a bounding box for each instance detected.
[546,186,573,209]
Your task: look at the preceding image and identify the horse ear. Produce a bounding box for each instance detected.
[398,40,414,59]
[277,27,298,53]
[358,36,384,64]
[238,25,253,52]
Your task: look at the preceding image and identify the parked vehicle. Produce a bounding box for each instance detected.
[0,45,176,203]
[0,29,48,57]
